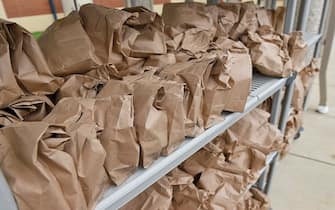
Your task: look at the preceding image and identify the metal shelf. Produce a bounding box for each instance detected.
[96,74,287,210]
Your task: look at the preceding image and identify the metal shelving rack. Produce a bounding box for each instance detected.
[0,2,326,210]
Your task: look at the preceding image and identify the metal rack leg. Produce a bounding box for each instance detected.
[314,0,329,58]
[318,0,335,112]
[296,0,312,31]
[257,89,282,191]
[264,74,296,194]
[264,153,279,194]
[279,75,296,133]
[284,0,298,33]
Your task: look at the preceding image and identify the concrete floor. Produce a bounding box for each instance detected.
[269,48,335,209]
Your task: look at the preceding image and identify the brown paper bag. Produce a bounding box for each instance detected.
[0,110,20,127]
[227,108,283,154]
[43,97,95,125]
[9,95,54,121]
[0,122,86,210]
[97,76,164,169]
[0,19,63,95]
[210,3,240,38]
[95,96,140,185]
[288,31,308,72]
[197,168,245,194]
[229,2,258,40]
[224,144,266,183]
[0,31,23,108]
[172,179,209,210]
[56,74,104,101]
[43,98,108,208]
[243,26,292,77]
[79,4,146,73]
[292,75,304,111]
[38,12,101,76]
[299,58,320,95]
[63,122,107,209]
[162,2,216,35]
[167,168,209,210]
[238,187,271,210]
[133,80,168,167]
[159,59,213,137]
[121,176,172,210]
[181,147,226,176]
[122,7,167,57]
[162,2,216,55]
[282,109,303,156]
[256,7,285,34]
[160,81,186,155]
[206,37,252,115]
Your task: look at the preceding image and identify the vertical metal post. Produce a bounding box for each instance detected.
[314,0,329,57]
[264,153,279,194]
[296,0,312,31]
[319,0,335,109]
[284,0,298,33]
[264,76,295,194]
[265,0,276,9]
[279,75,296,132]
[207,0,219,4]
[257,89,282,191]
[127,0,153,10]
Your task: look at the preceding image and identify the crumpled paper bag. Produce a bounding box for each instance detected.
[0,122,87,210]
[0,110,20,127]
[237,187,271,210]
[282,109,303,157]
[56,74,104,101]
[80,4,167,75]
[227,108,284,154]
[0,19,63,95]
[209,3,240,38]
[121,176,172,210]
[63,122,107,209]
[242,25,292,77]
[9,95,54,121]
[162,2,216,55]
[197,168,245,195]
[133,79,168,167]
[98,75,166,168]
[0,31,23,108]
[122,7,167,58]
[256,7,285,33]
[288,31,308,72]
[181,146,226,176]
[168,168,209,210]
[224,144,266,183]
[229,2,258,40]
[95,96,140,185]
[205,37,252,116]
[160,81,186,155]
[79,4,142,74]
[292,75,304,110]
[299,58,320,94]
[38,12,101,76]
[45,96,137,186]
[43,98,108,208]
[159,58,212,136]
